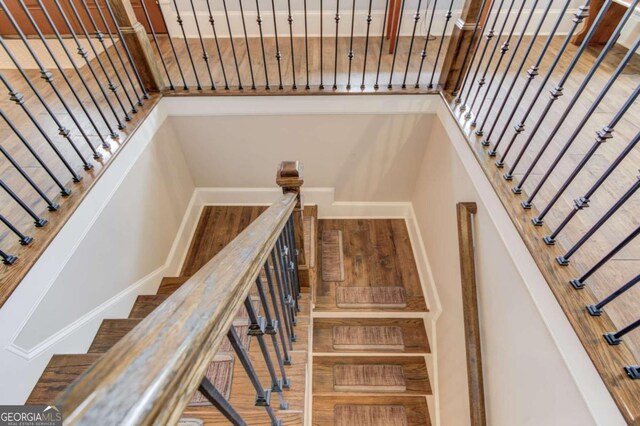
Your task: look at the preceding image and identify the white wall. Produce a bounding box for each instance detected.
[0,105,195,403]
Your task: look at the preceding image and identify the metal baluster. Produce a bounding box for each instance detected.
[320,0,325,89]
[0,75,80,185]
[1,249,17,266]
[264,260,292,365]
[459,0,504,112]
[138,0,176,90]
[48,0,124,131]
[454,0,491,100]
[481,0,557,146]
[237,0,256,90]
[473,0,531,131]
[78,0,138,113]
[188,0,216,90]
[0,214,33,246]
[244,295,288,410]
[270,250,294,351]
[400,0,423,89]
[333,0,341,89]
[604,318,640,346]
[546,131,640,243]
[0,178,47,227]
[101,0,150,99]
[529,80,640,224]
[0,108,70,196]
[270,0,285,90]
[286,217,302,304]
[283,226,300,316]
[346,0,357,89]
[414,0,438,88]
[626,366,640,379]
[151,0,187,89]
[467,0,517,121]
[387,0,407,88]
[65,0,132,121]
[304,0,310,89]
[512,14,638,194]
[227,326,280,425]
[374,0,391,89]
[0,141,59,212]
[255,0,270,89]
[427,0,454,89]
[198,377,248,425]
[360,0,374,89]
[256,274,291,386]
[24,0,110,151]
[569,224,640,289]
[556,176,640,266]
[278,235,298,327]
[0,36,92,172]
[286,0,297,89]
[204,0,230,90]
[221,0,243,89]
[172,0,202,90]
[498,0,608,172]
[587,274,640,316]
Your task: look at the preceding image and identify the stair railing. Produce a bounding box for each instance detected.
[54,161,305,425]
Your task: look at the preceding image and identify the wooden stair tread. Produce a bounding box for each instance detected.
[333,365,406,392]
[336,287,407,309]
[26,354,101,405]
[322,230,345,282]
[128,294,168,318]
[157,276,191,295]
[334,404,408,426]
[189,354,234,406]
[332,325,405,351]
[88,319,142,353]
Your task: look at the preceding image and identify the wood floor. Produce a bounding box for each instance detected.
[452,35,640,361]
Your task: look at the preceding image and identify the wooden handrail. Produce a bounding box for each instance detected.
[55,192,297,425]
[456,202,487,426]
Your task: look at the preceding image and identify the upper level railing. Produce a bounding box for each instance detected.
[54,161,304,425]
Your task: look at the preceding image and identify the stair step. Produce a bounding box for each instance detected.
[313,318,430,354]
[322,230,344,282]
[313,356,431,395]
[88,319,142,353]
[26,354,100,405]
[336,287,407,309]
[129,295,168,318]
[313,396,430,426]
[157,276,190,295]
[189,354,234,406]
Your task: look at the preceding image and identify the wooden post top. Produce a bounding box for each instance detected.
[276,161,304,187]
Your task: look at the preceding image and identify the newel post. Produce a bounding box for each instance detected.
[107,0,164,92]
[277,161,306,267]
[438,0,492,93]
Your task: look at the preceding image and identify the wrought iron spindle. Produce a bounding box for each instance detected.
[604,318,640,346]
[278,235,298,327]
[244,296,289,410]
[346,0,357,89]
[271,249,294,349]
[0,178,47,227]
[139,0,176,90]
[1,249,17,266]
[304,0,310,89]
[271,0,284,89]
[569,224,640,289]
[0,108,70,196]
[264,260,292,366]
[227,326,280,425]
[473,0,530,131]
[0,75,80,185]
[23,0,109,151]
[320,0,325,89]
[427,0,454,89]
[172,0,202,89]
[459,0,504,112]
[454,0,491,100]
[204,0,230,90]
[255,0,270,89]
[285,217,302,304]
[238,0,256,89]
[387,0,407,88]
[498,0,608,171]
[467,0,517,120]
[0,37,92,172]
[220,0,243,89]
[547,131,640,243]
[188,0,216,90]
[287,0,297,89]
[529,80,640,224]
[400,0,423,89]
[587,274,640,316]
[488,0,572,156]
[360,0,374,89]
[0,214,32,246]
[333,0,341,89]
[198,377,248,425]
[374,0,391,89]
[415,0,439,88]
[626,366,640,379]
[512,19,639,196]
